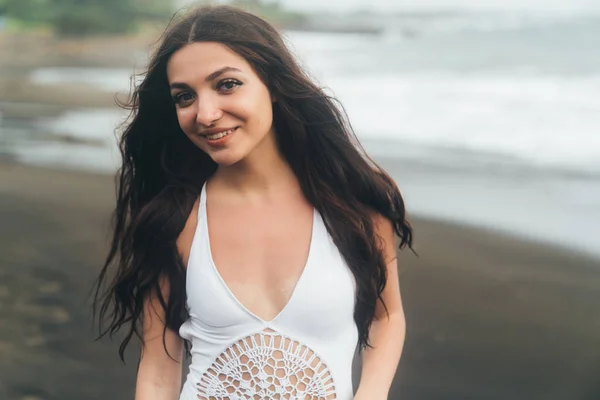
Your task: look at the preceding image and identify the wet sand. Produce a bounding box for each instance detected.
[1,162,599,400]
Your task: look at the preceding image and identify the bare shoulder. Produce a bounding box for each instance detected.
[370,212,396,263]
[371,213,393,236]
[176,196,200,268]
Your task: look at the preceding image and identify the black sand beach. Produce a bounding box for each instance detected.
[1,162,600,400]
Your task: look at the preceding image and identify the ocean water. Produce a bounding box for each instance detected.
[282,11,600,175]
[20,11,600,175]
[4,10,600,256]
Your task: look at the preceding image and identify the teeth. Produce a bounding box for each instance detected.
[206,128,235,140]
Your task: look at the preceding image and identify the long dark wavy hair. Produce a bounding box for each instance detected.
[93,4,413,362]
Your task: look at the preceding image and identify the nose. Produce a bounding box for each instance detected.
[195,95,223,127]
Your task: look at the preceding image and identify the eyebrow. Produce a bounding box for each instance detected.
[169,66,243,90]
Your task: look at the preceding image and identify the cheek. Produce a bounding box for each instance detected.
[176,109,196,134]
[244,99,272,131]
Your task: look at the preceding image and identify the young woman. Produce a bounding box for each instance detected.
[94,5,413,400]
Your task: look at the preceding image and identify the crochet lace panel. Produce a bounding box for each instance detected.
[197,329,337,400]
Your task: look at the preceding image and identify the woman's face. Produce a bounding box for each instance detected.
[166,41,275,166]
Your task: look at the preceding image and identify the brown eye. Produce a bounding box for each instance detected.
[172,92,195,106]
[217,79,242,92]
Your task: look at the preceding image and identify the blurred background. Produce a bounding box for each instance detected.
[1,0,599,399]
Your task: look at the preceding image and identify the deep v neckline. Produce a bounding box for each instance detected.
[201,183,316,325]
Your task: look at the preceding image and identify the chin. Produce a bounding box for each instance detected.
[207,151,246,167]
[212,158,240,167]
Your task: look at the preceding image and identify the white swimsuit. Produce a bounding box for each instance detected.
[179,183,358,400]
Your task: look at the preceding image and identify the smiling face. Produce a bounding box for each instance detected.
[166,41,276,166]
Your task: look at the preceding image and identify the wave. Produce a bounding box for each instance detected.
[379,10,600,38]
[324,72,600,174]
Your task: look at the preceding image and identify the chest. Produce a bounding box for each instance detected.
[185,201,357,334]
[206,200,315,321]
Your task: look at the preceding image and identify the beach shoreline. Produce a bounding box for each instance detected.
[3,68,599,261]
[1,162,600,399]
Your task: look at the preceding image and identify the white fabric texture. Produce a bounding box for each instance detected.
[178,183,358,400]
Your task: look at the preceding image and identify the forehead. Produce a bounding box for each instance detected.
[167,42,249,82]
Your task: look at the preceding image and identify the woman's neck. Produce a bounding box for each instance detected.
[210,137,300,200]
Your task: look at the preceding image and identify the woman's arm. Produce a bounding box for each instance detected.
[135,279,185,400]
[134,198,198,399]
[354,214,406,400]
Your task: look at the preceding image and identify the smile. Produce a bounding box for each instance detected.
[205,127,238,141]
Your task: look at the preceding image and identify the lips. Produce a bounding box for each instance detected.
[200,126,239,147]
[202,127,238,140]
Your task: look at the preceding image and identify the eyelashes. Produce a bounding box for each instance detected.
[172,92,194,104]
[217,79,242,91]
[171,79,243,106]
